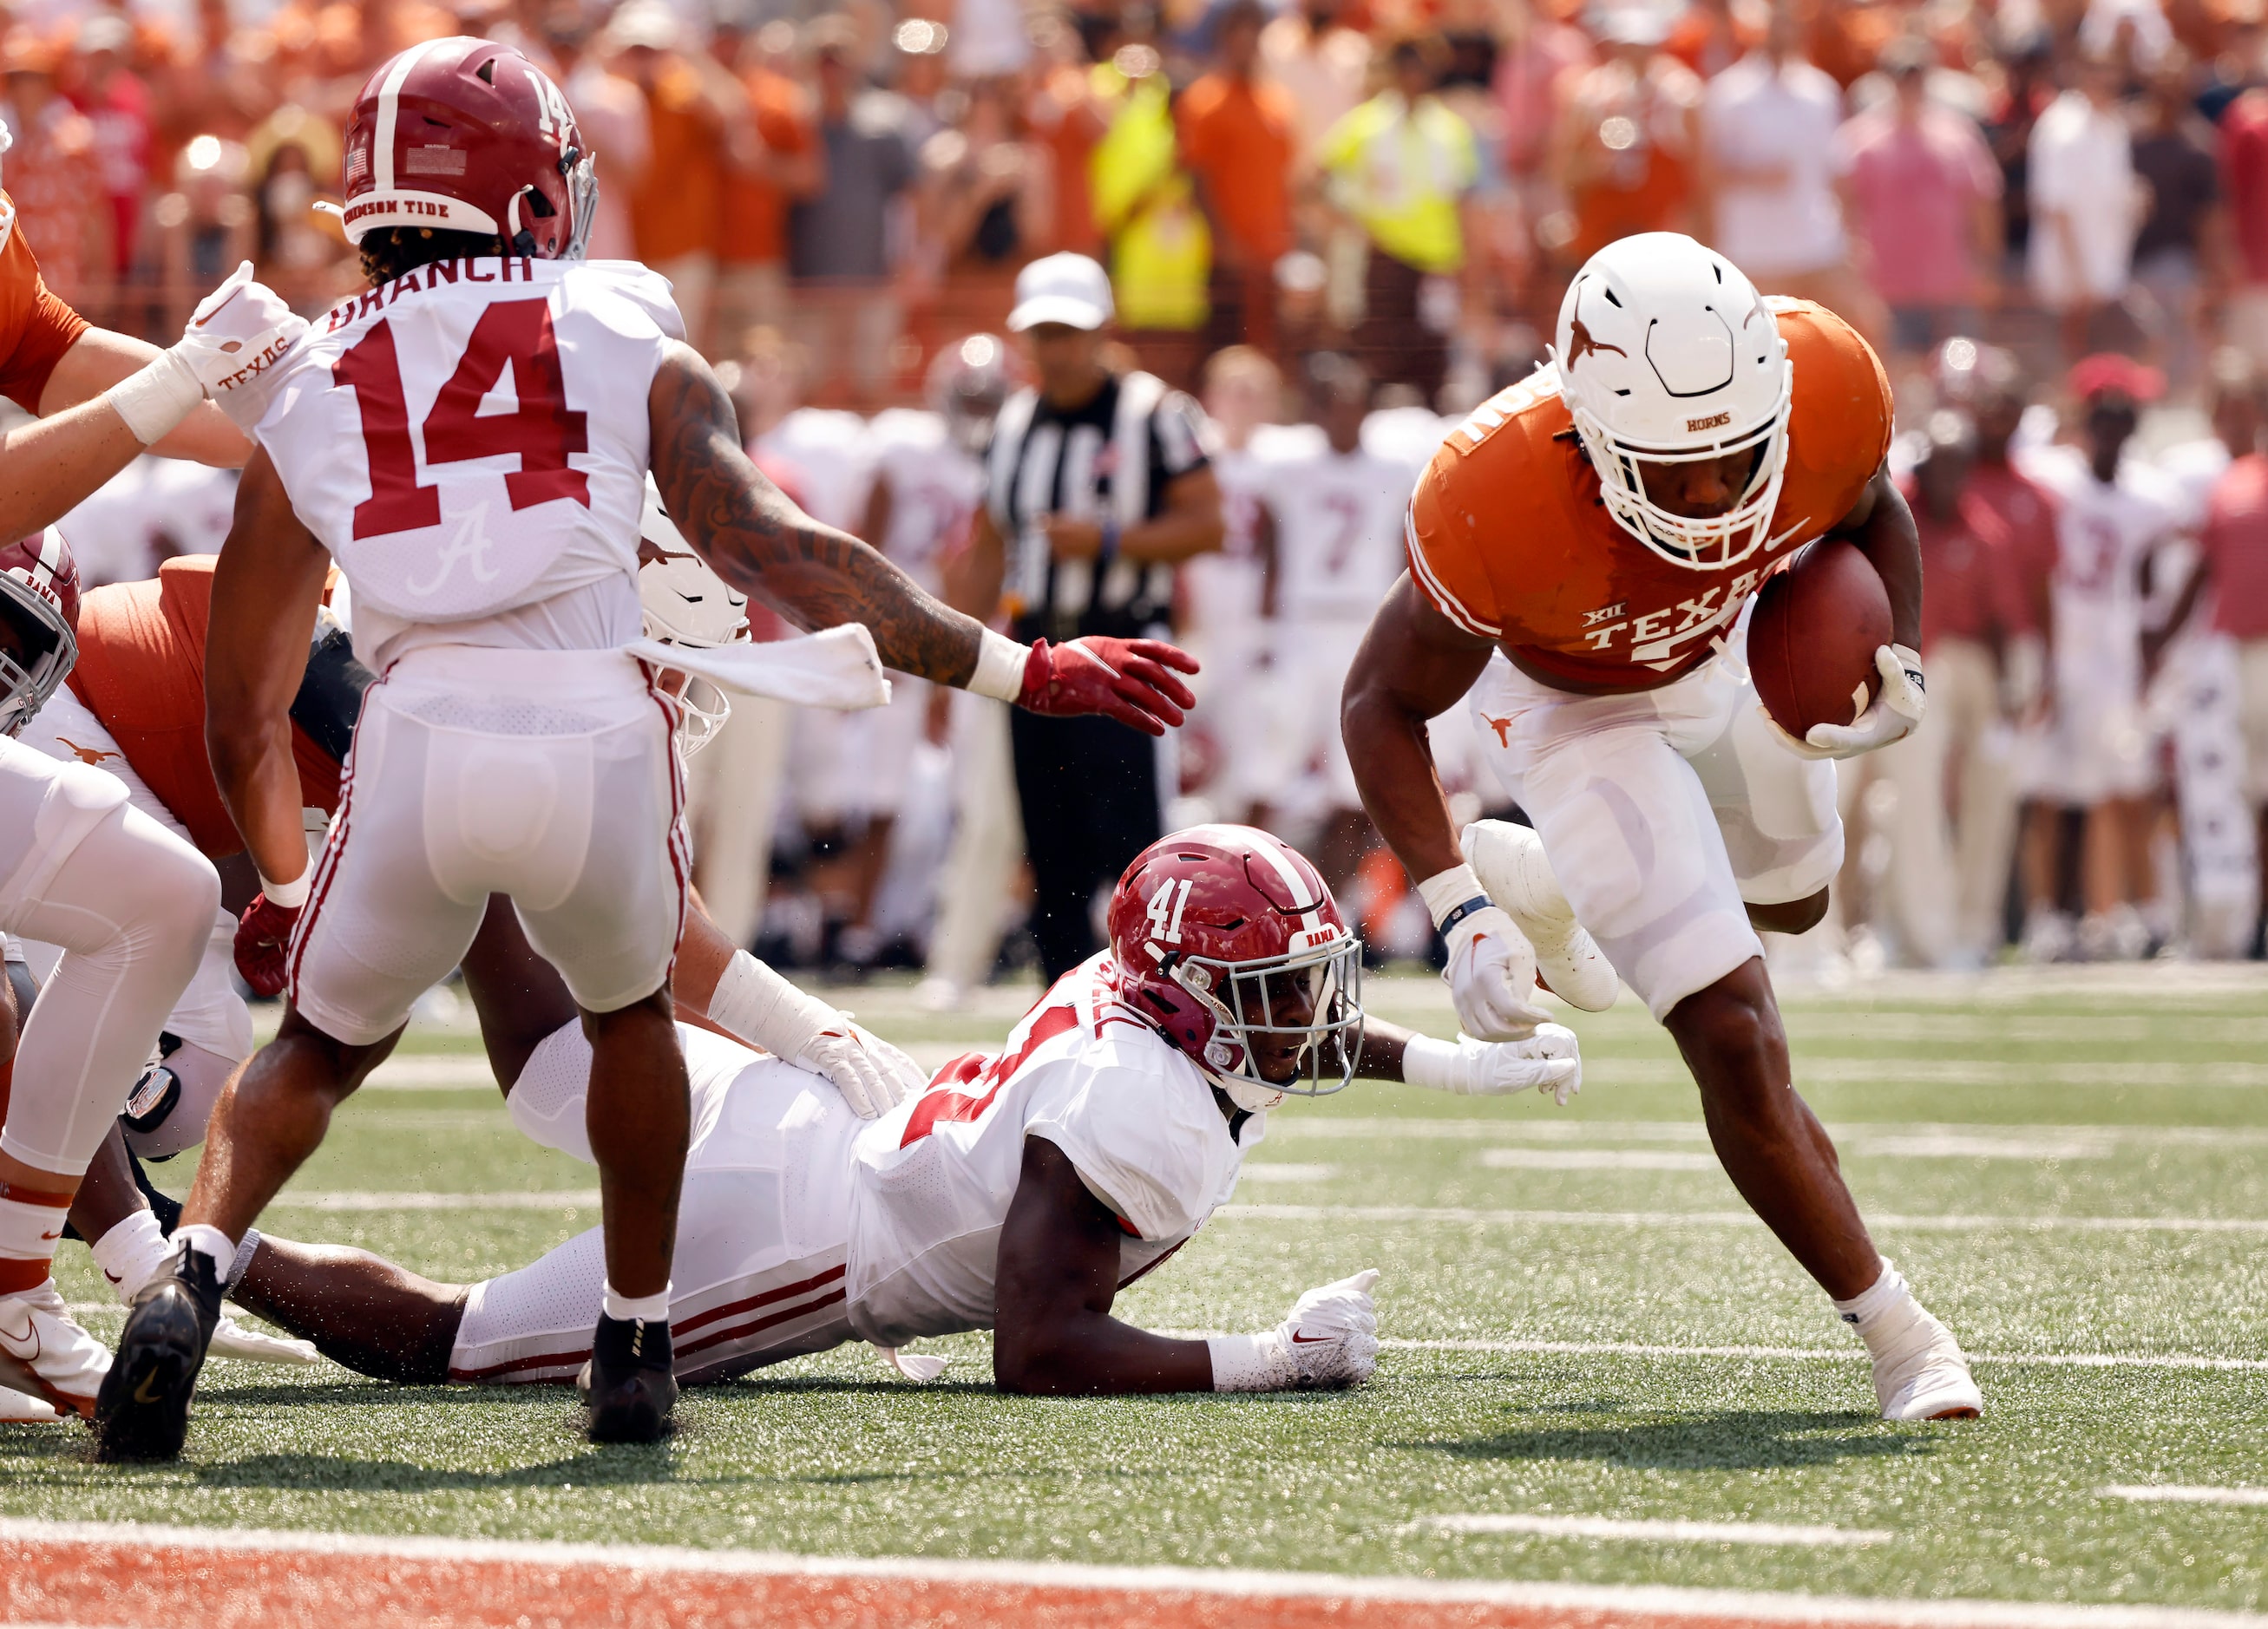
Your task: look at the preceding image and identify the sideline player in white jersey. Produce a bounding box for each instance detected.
[99,36,1200,1460]
[2015,357,2185,960]
[204,827,1581,1396]
[1252,356,1423,886]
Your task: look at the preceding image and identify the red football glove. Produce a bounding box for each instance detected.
[233,893,302,998]
[1016,637,1199,737]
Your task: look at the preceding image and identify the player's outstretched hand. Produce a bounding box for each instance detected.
[1279,1268,1382,1390]
[1404,1024,1582,1104]
[176,261,310,431]
[233,893,301,998]
[1442,904,1551,1041]
[798,1020,928,1119]
[208,1312,320,1367]
[1799,644,1925,760]
[1017,636,1199,737]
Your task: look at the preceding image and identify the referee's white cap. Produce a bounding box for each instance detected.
[1007,252,1114,332]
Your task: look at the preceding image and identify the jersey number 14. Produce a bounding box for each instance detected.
[335,298,591,540]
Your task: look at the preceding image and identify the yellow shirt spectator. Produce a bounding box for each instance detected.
[1317,88,1478,273]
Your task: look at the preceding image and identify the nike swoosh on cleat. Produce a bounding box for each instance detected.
[0,1312,40,1367]
[132,1371,164,1405]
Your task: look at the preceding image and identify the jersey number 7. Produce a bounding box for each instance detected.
[335,298,591,540]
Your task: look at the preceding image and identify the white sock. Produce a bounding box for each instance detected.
[175,1222,238,1279]
[601,1280,672,1324]
[1832,1258,1911,1347]
[0,1186,71,1296]
[92,1209,172,1302]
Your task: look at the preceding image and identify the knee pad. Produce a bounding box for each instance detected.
[121,1038,240,1161]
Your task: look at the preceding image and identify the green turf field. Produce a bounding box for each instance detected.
[5,967,2267,1611]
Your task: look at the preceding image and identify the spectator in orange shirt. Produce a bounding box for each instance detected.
[1178,0,1298,358]
[1024,14,1108,258]
[1664,0,1767,79]
[608,1,737,356]
[711,13,821,351]
[2,30,111,318]
[1550,7,1701,265]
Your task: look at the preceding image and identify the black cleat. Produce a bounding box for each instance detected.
[577,1312,677,1444]
[94,1241,221,1462]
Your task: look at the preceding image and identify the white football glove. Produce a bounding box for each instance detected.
[1403,1024,1583,1105]
[180,261,308,426]
[1792,644,1925,761]
[797,1020,928,1121]
[1206,1268,1381,1391]
[1442,905,1551,1041]
[208,1313,321,1367]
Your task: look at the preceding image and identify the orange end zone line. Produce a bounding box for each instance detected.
[3,1521,2265,1629]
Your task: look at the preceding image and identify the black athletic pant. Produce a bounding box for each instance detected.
[1008,709,1162,980]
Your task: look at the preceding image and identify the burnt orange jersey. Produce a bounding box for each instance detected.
[65,557,349,859]
[1406,298,1891,693]
[0,192,90,414]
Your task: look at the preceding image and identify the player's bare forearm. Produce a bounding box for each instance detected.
[39,327,252,467]
[207,449,330,886]
[1830,465,1923,651]
[1342,576,1498,883]
[993,1137,1215,1395]
[1355,1014,1416,1081]
[648,343,985,685]
[1122,467,1225,565]
[0,394,147,539]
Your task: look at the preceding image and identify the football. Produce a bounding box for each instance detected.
[1747,537,1893,742]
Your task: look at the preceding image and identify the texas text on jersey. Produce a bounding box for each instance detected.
[1406,298,1892,692]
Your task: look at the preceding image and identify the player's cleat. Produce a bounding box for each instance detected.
[578,1313,677,1445]
[1461,820,1619,1011]
[1866,1297,1983,1422]
[94,1242,222,1462]
[0,1279,113,1419]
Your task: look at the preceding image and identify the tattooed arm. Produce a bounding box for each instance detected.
[648,340,984,684]
[646,343,1200,733]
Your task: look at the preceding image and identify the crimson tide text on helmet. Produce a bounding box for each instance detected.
[339,36,597,261]
[0,529,79,738]
[1552,232,1793,571]
[1106,824,1364,1113]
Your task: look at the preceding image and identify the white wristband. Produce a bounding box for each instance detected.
[258,869,311,909]
[102,348,204,445]
[965,627,1032,703]
[1207,1330,1297,1391]
[1399,1033,1465,1093]
[1416,862,1488,928]
[705,948,835,1063]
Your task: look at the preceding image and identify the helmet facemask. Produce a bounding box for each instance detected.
[560,147,598,260]
[1565,359,1793,572]
[0,581,75,739]
[1168,930,1364,1112]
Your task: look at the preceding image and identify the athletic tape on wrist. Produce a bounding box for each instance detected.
[1416,863,1490,930]
[967,628,1032,703]
[1206,1330,1297,1391]
[103,350,204,445]
[707,949,832,1063]
[226,1228,261,1292]
[1399,1033,1464,1093]
[258,869,310,909]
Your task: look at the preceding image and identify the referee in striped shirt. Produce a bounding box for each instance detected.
[954,254,1226,978]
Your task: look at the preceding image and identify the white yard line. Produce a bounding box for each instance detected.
[2,1516,2262,1628]
[1218,1201,2268,1234]
[1269,1118,2268,1149]
[2100,1486,2268,1508]
[1382,1337,2268,1374]
[1414,1514,1891,1546]
[267,1189,601,1211]
[1480,1148,1725,1171]
[1234,1163,1337,1183]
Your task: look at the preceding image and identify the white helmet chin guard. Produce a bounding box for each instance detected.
[1552,232,1793,571]
[637,475,750,757]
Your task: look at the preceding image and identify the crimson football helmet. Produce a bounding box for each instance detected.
[1106,824,1364,1112]
[637,476,748,758]
[0,529,79,738]
[339,36,596,260]
[926,334,1011,455]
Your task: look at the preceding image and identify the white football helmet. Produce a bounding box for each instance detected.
[1552,232,1792,571]
[637,475,749,757]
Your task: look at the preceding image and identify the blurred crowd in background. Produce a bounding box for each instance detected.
[18,0,2268,989]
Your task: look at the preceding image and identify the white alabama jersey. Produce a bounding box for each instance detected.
[866,409,985,595]
[1186,423,1321,635]
[1261,442,1422,623]
[56,455,238,588]
[757,408,875,534]
[255,258,681,664]
[2019,444,2181,632]
[845,953,1259,1348]
[1360,404,1453,468]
